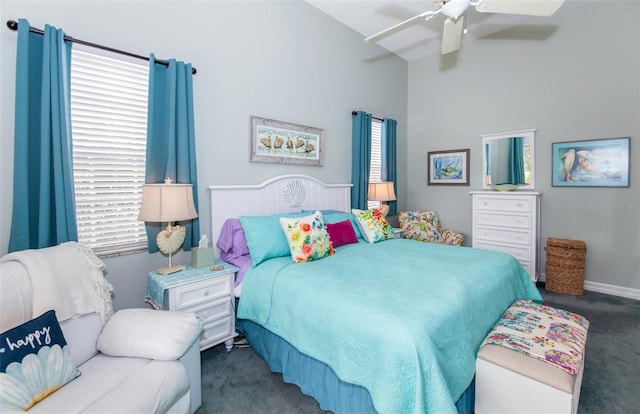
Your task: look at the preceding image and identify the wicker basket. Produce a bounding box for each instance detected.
[545,238,586,295]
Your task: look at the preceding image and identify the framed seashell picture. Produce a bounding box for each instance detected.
[250,116,324,166]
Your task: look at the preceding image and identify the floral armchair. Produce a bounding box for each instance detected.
[399,210,464,246]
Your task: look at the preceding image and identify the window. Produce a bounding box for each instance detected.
[367,118,383,209]
[70,48,149,256]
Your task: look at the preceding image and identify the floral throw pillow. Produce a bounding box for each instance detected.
[351,208,395,243]
[0,310,80,410]
[399,210,444,243]
[279,211,335,262]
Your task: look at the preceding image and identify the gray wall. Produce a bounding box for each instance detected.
[407,1,639,293]
[0,1,408,309]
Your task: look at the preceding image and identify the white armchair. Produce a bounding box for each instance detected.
[0,242,202,413]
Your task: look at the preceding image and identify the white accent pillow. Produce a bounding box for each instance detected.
[97,308,202,360]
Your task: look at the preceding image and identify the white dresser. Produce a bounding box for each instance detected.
[470,191,541,281]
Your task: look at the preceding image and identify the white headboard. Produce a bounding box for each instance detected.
[208,174,352,256]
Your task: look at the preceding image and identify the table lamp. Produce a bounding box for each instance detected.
[138,178,198,275]
[368,181,396,217]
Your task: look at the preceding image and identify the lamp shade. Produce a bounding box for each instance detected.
[368,181,396,202]
[138,183,198,223]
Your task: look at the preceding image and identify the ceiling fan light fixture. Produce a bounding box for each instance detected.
[441,0,472,20]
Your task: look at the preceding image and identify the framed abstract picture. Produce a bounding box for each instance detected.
[427,149,470,186]
[551,137,630,187]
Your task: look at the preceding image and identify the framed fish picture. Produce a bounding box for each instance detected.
[552,137,630,187]
[427,149,470,186]
[250,116,324,166]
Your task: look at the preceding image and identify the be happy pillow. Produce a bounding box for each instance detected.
[0,310,80,410]
[279,211,335,262]
[352,208,395,243]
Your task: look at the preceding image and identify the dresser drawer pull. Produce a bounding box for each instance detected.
[203,290,210,296]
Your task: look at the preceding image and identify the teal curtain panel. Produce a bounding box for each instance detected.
[145,53,200,252]
[9,19,77,252]
[382,118,397,216]
[508,137,525,184]
[350,111,372,210]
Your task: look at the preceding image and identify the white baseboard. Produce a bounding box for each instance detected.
[583,281,640,300]
[540,273,640,300]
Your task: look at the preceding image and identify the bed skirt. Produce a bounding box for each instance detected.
[238,319,474,414]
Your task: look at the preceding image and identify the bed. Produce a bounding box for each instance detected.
[208,174,542,414]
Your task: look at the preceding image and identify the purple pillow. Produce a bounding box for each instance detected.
[216,218,250,260]
[326,219,359,247]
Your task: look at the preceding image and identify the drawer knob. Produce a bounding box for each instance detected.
[517,203,522,207]
[203,290,210,296]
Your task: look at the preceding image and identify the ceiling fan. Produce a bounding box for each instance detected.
[364,0,566,55]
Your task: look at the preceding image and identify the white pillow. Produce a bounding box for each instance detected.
[97,308,202,360]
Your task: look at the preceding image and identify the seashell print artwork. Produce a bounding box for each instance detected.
[250,116,324,166]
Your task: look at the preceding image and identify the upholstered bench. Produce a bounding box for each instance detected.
[475,299,589,414]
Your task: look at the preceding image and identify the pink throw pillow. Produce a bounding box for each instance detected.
[326,219,359,247]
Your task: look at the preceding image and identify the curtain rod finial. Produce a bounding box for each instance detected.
[7,20,18,31]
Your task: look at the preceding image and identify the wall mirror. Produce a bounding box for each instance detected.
[481,128,536,190]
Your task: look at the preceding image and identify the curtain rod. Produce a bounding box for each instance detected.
[351,111,383,122]
[6,20,197,75]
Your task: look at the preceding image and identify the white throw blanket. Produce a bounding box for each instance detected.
[0,242,114,322]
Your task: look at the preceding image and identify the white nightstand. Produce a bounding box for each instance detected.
[392,227,404,238]
[145,260,238,352]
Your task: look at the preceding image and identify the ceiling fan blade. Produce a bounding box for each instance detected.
[441,16,465,54]
[364,10,441,44]
[475,0,565,16]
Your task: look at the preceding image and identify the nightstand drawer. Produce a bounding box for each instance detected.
[188,297,232,325]
[170,276,232,310]
[475,196,532,213]
[200,318,234,350]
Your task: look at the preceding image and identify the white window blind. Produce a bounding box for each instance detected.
[368,118,383,209]
[70,49,149,256]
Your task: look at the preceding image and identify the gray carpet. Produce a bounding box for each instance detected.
[197,288,639,413]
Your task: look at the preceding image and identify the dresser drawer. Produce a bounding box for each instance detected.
[474,226,531,245]
[169,275,232,310]
[200,318,234,351]
[474,241,531,263]
[476,212,532,229]
[520,261,535,280]
[475,196,532,213]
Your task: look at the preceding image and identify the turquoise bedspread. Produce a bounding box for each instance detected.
[237,239,541,414]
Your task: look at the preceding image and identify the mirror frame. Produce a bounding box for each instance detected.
[481,128,536,190]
